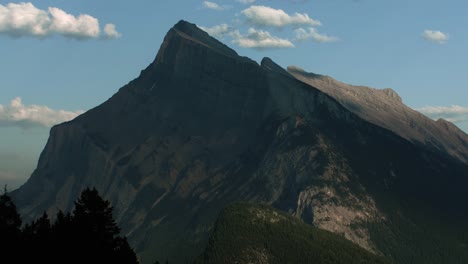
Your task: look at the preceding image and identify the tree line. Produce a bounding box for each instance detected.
[0,186,139,264]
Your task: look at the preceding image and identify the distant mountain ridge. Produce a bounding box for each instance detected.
[12,20,468,263]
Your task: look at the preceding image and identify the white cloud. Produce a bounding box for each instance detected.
[241,5,321,28]
[0,2,120,39]
[422,30,448,44]
[294,27,339,42]
[203,1,230,11]
[236,0,256,4]
[418,105,468,123]
[230,28,294,49]
[199,24,231,38]
[0,97,84,129]
[104,23,121,39]
[47,7,99,39]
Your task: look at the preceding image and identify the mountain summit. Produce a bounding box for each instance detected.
[13,20,468,263]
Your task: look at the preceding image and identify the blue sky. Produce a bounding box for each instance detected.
[1,0,467,189]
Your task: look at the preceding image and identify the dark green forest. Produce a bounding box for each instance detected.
[196,203,390,264]
[0,187,138,264]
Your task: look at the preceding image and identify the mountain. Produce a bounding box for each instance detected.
[12,20,468,263]
[196,203,389,264]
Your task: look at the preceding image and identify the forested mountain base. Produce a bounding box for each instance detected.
[197,203,390,264]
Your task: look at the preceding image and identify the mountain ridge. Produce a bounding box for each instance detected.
[288,65,468,163]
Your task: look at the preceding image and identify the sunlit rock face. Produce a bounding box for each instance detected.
[287,65,468,163]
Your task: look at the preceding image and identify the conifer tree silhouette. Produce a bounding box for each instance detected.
[0,185,21,230]
[71,187,138,263]
[0,185,22,262]
[22,211,52,262]
[0,186,138,263]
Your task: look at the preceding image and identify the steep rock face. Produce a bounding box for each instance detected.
[287,66,468,163]
[13,20,468,263]
[16,19,265,211]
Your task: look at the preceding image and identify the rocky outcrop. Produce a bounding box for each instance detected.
[12,20,468,263]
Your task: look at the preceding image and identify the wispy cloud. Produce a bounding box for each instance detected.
[241,5,321,28]
[199,24,232,38]
[236,0,256,4]
[0,2,120,39]
[294,27,339,42]
[203,1,230,11]
[199,5,336,49]
[230,28,294,49]
[418,105,468,123]
[103,23,121,39]
[422,30,448,44]
[0,97,84,129]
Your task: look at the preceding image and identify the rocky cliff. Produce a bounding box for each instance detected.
[13,20,468,263]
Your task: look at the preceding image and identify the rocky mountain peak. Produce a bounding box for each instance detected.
[173,20,198,33]
[382,88,402,103]
[168,20,239,58]
[436,118,467,135]
[261,57,292,77]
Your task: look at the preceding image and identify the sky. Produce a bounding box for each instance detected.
[1,0,467,189]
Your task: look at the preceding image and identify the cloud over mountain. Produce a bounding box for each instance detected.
[199,24,231,38]
[0,2,120,39]
[199,4,337,49]
[241,5,321,28]
[230,28,295,49]
[0,97,84,129]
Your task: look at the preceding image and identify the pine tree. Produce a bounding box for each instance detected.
[53,210,73,233]
[0,185,22,262]
[50,210,74,263]
[0,185,21,231]
[0,186,139,263]
[73,187,120,243]
[22,212,52,262]
[71,187,138,263]
[113,237,139,263]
